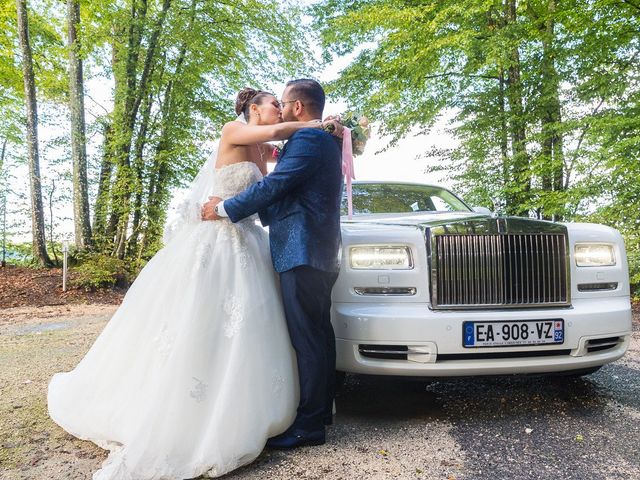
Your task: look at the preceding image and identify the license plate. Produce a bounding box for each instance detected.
[463,319,564,348]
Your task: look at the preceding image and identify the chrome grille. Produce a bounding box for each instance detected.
[432,234,569,308]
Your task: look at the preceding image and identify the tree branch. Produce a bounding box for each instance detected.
[423,72,500,81]
[617,0,640,12]
[564,97,605,189]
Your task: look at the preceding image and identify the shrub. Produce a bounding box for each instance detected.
[1,242,35,266]
[72,253,131,290]
[625,235,640,301]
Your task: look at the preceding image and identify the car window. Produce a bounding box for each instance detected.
[342,183,471,215]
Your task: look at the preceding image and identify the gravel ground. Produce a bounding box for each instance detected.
[0,304,638,480]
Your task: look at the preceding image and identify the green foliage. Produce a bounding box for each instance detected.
[0,0,68,101]
[1,241,34,266]
[316,0,640,289]
[314,0,640,214]
[89,0,315,259]
[628,244,640,300]
[72,252,130,290]
[2,0,315,264]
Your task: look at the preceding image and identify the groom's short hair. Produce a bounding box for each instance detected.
[286,79,325,117]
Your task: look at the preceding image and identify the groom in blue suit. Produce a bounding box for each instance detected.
[204,79,343,448]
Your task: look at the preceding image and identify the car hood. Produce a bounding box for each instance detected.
[341,211,488,227]
[341,211,566,234]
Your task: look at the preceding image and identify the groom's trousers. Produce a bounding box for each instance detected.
[279,265,339,432]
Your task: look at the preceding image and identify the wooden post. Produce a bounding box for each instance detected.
[62,241,68,291]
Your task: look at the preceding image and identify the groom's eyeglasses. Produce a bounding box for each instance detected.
[278,99,303,108]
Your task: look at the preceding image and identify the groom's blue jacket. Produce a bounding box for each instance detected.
[224,128,343,273]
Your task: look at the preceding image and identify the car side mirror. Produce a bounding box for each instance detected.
[472,206,492,215]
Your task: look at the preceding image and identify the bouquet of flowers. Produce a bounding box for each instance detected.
[322,112,371,219]
[323,112,370,156]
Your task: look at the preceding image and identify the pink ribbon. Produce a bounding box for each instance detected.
[342,127,355,219]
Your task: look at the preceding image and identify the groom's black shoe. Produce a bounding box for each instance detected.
[323,415,333,426]
[266,428,325,450]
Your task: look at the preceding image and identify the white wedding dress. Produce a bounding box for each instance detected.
[48,161,298,480]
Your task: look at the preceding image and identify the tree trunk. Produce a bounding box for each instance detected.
[93,121,113,244]
[1,137,7,267]
[1,195,6,267]
[140,154,170,257]
[489,8,511,210]
[138,1,193,258]
[504,0,531,217]
[126,88,155,258]
[111,0,172,259]
[16,0,52,267]
[66,0,92,249]
[0,138,6,173]
[47,180,59,265]
[103,3,144,255]
[498,68,510,204]
[539,0,564,220]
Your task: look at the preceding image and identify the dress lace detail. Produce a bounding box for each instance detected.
[151,325,172,360]
[212,161,263,200]
[222,293,243,338]
[190,377,208,403]
[190,162,260,277]
[192,240,214,278]
[48,159,298,480]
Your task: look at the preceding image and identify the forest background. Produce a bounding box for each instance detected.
[0,0,638,295]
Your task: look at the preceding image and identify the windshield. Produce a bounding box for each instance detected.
[342,183,471,215]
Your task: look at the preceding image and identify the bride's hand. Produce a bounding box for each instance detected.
[321,118,344,139]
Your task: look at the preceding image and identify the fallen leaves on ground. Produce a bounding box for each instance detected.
[0,266,125,308]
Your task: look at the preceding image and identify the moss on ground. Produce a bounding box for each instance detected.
[0,316,108,479]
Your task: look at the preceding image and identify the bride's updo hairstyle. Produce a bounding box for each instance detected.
[235,87,272,121]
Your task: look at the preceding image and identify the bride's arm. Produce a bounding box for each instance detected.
[221,120,321,146]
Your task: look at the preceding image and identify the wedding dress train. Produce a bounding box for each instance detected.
[48,161,298,479]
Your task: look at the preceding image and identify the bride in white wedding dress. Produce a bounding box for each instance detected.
[48,88,339,480]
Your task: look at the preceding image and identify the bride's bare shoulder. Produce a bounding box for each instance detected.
[221,121,245,132]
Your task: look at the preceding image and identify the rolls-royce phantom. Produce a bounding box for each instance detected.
[334,182,632,376]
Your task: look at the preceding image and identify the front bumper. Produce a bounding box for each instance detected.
[332,296,632,376]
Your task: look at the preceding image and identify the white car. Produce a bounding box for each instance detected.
[333,182,632,377]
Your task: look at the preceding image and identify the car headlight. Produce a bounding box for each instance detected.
[350,245,413,269]
[574,243,616,267]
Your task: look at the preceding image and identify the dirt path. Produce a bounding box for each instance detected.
[1,304,638,480]
[1,305,115,479]
[1,304,463,480]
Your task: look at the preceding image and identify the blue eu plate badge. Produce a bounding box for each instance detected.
[464,324,475,346]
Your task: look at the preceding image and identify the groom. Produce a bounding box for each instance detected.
[202,79,343,448]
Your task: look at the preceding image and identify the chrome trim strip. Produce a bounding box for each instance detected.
[354,287,417,296]
[359,349,409,355]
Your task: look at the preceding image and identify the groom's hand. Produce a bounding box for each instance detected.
[201,196,223,221]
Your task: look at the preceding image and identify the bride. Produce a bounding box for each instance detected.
[48,88,341,480]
